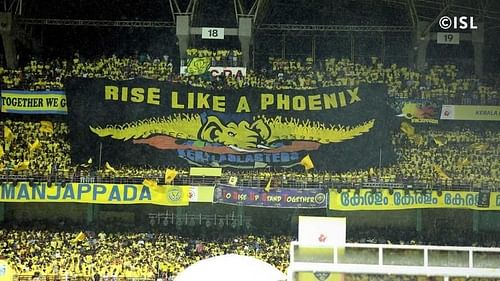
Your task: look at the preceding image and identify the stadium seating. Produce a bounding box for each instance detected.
[0,225,498,278]
[0,54,499,188]
[0,52,499,280]
[0,55,498,105]
[1,119,498,189]
[0,228,290,278]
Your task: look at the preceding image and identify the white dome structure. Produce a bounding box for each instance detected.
[174,254,287,281]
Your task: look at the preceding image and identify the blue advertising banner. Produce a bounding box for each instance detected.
[213,184,327,208]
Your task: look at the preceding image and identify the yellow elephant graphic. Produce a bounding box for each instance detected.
[198,116,271,150]
[90,114,375,151]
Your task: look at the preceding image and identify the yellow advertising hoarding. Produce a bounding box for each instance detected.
[1,90,67,114]
[440,105,500,121]
[0,182,190,206]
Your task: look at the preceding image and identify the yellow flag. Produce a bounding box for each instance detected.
[80,158,93,168]
[264,177,272,192]
[40,121,54,134]
[410,133,425,146]
[29,139,41,152]
[164,168,178,184]
[369,167,377,177]
[469,143,489,151]
[433,164,450,179]
[228,176,238,186]
[457,158,470,168]
[400,121,415,137]
[73,231,86,243]
[187,57,211,75]
[0,144,4,158]
[300,155,314,170]
[13,160,30,172]
[433,136,446,147]
[4,126,14,143]
[104,161,116,173]
[142,179,158,189]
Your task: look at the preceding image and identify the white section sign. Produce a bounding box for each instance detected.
[298,216,346,245]
[202,27,225,40]
[437,32,460,45]
[180,66,247,77]
[440,105,455,119]
[188,187,198,202]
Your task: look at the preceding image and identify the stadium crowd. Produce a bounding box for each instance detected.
[0,53,498,105]
[0,52,498,189]
[1,119,498,189]
[0,222,499,279]
[0,226,290,279]
[185,48,242,67]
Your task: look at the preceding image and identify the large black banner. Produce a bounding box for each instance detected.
[66,79,395,171]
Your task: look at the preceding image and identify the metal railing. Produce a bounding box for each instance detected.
[289,242,500,280]
[0,173,496,192]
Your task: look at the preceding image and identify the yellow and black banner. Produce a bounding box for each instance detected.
[1,90,67,114]
[0,182,190,206]
[66,78,395,170]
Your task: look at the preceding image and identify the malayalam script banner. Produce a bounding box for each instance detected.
[0,182,189,206]
[214,184,327,208]
[66,78,395,171]
[329,189,500,211]
[1,90,67,114]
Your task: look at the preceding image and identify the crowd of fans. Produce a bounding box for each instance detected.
[0,54,175,90]
[1,119,498,189]
[0,52,498,189]
[185,48,242,67]
[0,29,498,281]
[0,53,498,105]
[0,120,72,176]
[1,222,499,279]
[0,226,290,279]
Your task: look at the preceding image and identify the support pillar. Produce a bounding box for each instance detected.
[472,210,479,233]
[471,22,484,78]
[0,12,18,68]
[238,17,252,67]
[237,205,245,227]
[93,204,100,225]
[86,204,94,225]
[176,15,191,62]
[176,206,185,222]
[0,203,5,223]
[416,209,422,233]
[415,21,430,71]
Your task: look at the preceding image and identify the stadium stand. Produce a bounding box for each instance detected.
[0,56,498,189]
[1,56,498,105]
[0,1,499,281]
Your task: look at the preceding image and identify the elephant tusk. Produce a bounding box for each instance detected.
[229,145,263,153]
[256,144,271,150]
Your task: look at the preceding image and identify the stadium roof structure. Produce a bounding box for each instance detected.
[4,0,500,30]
